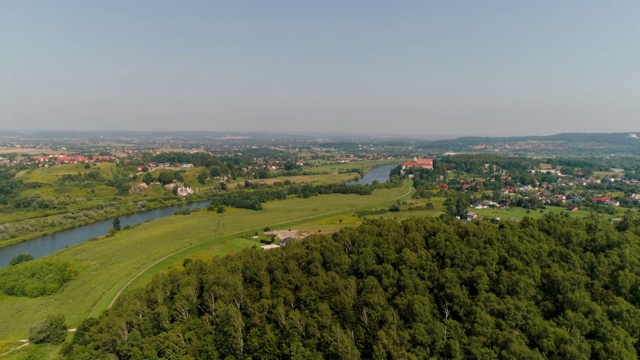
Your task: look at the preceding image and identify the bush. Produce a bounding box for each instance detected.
[29,315,67,344]
[9,252,34,266]
[0,260,78,297]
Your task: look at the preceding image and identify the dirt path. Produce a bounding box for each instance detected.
[0,341,29,358]
[0,329,77,358]
[106,183,413,309]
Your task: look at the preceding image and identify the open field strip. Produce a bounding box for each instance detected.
[0,148,55,155]
[0,182,412,341]
[302,160,400,174]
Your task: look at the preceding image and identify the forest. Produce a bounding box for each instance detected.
[62,213,640,359]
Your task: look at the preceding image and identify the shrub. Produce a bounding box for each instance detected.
[28,315,67,344]
[0,260,78,297]
[9,252,34,266]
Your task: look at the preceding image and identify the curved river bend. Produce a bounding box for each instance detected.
[347,164,397,186]
[0,201,210,267]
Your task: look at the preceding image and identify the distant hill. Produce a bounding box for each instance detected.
[421,132,640,154]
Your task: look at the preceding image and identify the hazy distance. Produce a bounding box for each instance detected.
[2,1,639,137]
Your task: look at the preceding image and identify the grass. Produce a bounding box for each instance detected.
[0,333,73,359]
[0,147,56,155]
[0,182,412,341]
[249,173,358,186]
[475,205,592,220]
[0,341,24,355]
[19,163,116,183]
[0,343,60,359]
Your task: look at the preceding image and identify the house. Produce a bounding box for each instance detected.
[567,204,579,211]
[279,237,299,246]
[466,212,478,221]
[568,194,584,202]
[606,200,620,207]
[260,244,281,251]
[481,200,496,208]
[402,157,433,170]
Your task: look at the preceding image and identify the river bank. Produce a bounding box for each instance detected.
[0,195,214,249]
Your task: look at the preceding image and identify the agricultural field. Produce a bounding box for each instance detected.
[247,172,358,186]
[0,182,413,341]
[302,159,400,174]
[0,147,55,155]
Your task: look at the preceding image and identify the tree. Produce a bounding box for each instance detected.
[9,252,34,266]
[28,315,67,344]
[112,217,121,232]
[198,170,208,185]
[157,171,175,185]
[142,172,154,185]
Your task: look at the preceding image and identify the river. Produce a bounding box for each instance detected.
[347,164,397,186]
[0,201,211,267]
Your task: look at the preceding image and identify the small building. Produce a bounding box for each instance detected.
[466,212,478,221]
[567,204,579,211]
[260,244,281,251]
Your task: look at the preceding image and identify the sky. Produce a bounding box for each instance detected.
[1,1,639,137]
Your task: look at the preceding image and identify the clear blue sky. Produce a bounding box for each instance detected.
[2,1,639,136]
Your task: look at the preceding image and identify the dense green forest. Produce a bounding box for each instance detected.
[62,213,640,359]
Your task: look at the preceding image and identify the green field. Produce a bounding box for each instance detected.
[0,182,413,341]
[475,205,592,220]
[302,159,400,174]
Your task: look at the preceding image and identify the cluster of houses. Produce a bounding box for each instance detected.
[255,158,286,171]
[31,154,117,166]
[496,187,625,209]
[136,162,194,172]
